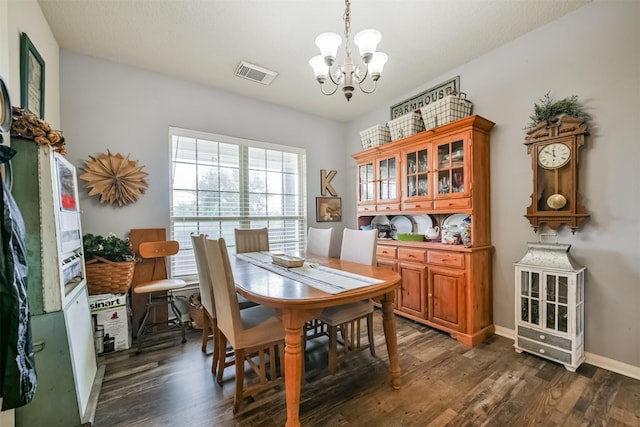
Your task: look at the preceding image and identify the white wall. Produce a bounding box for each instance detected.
[59,52,347,256]
[347,0,640,368]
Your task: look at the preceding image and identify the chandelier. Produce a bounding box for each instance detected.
[309,0,388,102]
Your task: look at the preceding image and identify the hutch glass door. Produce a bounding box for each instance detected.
[436,139,465,195]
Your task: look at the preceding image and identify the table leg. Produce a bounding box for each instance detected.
[380,292,401,389]
[279,309,321,427]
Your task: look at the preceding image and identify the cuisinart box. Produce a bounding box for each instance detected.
[89,293,132,352]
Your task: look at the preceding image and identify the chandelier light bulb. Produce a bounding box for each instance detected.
[309,55,328,82]
[354,29,382,63]
[315,32,342,66]
[368,52,388,78]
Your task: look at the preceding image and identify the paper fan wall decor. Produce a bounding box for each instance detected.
[79,151,148,206]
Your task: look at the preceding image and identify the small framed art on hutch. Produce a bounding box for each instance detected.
[20,32,45,119]
[316,197,342,222]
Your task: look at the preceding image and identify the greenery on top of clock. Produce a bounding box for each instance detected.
[83,233,133,262]
[527,92,590,128]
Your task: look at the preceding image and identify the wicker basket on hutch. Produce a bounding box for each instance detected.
[85,256,136,295]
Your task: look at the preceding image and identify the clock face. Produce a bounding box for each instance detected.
[538,143,571,169]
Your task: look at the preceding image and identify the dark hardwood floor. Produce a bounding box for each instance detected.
[94,312,640,426]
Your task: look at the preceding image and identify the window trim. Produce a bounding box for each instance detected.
[168,126,307,279]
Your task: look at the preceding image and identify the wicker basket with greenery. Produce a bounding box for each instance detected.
[83,233,136,295]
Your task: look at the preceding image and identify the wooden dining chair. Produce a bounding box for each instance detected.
[133,240,187,353]
[315,228,377,375]
[191,234,259,374]
[305,226,334,257]
[205,236,285,412]
[234,227,269,253]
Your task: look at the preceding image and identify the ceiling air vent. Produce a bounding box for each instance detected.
[234,61,278,85]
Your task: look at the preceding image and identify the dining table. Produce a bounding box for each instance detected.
[230,252,402,427]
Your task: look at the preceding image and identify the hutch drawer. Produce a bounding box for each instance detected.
[427,250,465,269]
[398,247,427,263]
[402,201,432,210]
[377,246,397,258]
[358,205,376,214]
[434,197,471,210]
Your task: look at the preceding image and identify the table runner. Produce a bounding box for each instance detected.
[235,252,383,294]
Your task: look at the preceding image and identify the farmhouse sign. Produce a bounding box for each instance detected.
[390,76,460,119]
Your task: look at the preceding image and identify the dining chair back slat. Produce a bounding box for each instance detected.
[235,228,269,253]
[340,228,377,266]
[191,235,215,318]
[191,234,222,370]
[306,227,334,257]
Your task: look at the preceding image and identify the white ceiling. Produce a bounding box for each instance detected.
[37,0,591,122]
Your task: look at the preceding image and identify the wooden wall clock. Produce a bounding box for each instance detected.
[524,115,589,233]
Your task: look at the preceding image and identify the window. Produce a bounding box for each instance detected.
[169,127,307,278]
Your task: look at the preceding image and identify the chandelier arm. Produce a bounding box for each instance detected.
[358,78,378,95]
[353,66,369,84]
[320,80,340,96]
[328,66,343,86]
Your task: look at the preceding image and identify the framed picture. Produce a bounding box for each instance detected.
[316,197,342,222]
[20,32,45,118]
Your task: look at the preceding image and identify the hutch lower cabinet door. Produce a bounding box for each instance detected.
[514,242,586,371]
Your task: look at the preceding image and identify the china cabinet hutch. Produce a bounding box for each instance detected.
[353,115,494,346]
[514,242,585,371]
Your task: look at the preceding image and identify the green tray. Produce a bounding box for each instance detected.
[396,233,425,242]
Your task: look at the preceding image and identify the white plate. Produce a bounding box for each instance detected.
[371,215,390,225]
[442,213,469,229]
[411,215,434,234]
[390,215,413,238]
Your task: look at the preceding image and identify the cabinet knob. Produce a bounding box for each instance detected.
[539,334,545,340]
[539,349,545,354]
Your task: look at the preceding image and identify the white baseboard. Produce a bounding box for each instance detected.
[494,325,515,340]
[493,326,640,380]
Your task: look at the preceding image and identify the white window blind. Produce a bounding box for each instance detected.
[169,127,307,279]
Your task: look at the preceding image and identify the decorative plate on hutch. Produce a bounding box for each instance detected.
[442,213,468,229]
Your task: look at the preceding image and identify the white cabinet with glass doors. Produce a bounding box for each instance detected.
[514,242,586,371]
